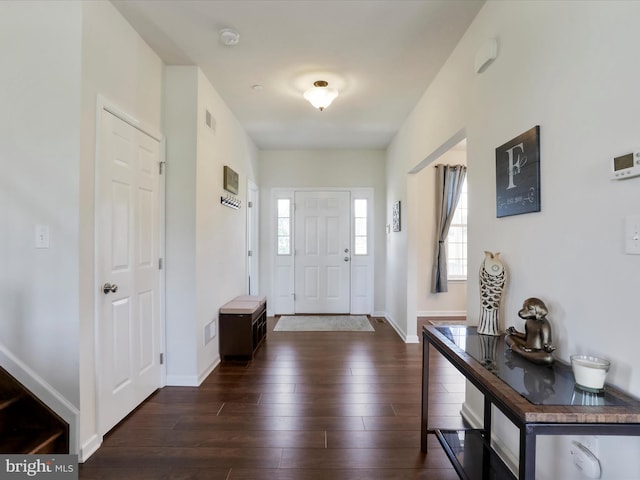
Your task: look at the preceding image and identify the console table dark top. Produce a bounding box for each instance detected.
[423,324,640,424]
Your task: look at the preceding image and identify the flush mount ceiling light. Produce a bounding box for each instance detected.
[303,80,339,111]
[219,28,240,46]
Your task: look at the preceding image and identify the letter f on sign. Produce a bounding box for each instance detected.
[506,142,525,190]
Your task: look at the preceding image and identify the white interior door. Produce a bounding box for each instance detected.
[97,108,162,434]
[294,191,350,313]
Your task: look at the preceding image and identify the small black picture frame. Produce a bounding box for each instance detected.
[495,126,540,218]
[223,166,239,195]
[392,201,401,232]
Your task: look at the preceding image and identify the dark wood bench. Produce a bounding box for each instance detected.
[219,295,267,360]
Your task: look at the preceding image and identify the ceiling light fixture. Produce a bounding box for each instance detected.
[303,80,338,111]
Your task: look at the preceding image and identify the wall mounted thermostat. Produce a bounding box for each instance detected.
[611,152,640,180]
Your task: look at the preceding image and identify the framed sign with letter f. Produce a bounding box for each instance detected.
[495,125,540,218]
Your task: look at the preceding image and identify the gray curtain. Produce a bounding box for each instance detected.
[431,164,467,293]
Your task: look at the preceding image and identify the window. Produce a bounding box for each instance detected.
[447,178,467,279]
[277,198,291,255]
[354,198,368,255]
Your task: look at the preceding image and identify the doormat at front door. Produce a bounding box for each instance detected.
[274,315,374,332]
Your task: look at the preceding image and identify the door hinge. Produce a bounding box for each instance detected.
[248,250,252,257]
[160,353,164,365]
[159,161,166,174]
[292,293,296,300]
[248,201,253,208]
[158,258,163,270]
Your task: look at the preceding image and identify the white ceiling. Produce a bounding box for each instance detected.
[112,0,484,150]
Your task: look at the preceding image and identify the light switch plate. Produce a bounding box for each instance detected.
[35,225,49,249]
[625,216,640,255]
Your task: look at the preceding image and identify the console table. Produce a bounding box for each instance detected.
[421,324,640,480]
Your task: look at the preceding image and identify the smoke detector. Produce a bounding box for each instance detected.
[219,28,240,46]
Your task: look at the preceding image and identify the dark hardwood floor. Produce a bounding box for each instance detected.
[80,316,466,479]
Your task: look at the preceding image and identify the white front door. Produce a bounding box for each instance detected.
[97,108,163,434]
[294,191,350,313]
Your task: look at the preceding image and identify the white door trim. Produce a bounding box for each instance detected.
[349,187,375,315]
[270,187,374,316]
[247,179,259,295]
[93,95,166,440]
[100,97,163,142]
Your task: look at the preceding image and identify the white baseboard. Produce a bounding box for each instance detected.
[79,434,102,463]
[167,357,221,387]
[381,312,404,339]
[197,357,220,385]
[165,374,200,387]
[381,312,419,344]
[491,434,519,477]
[460,400,482,428]
[417,310,467,318]
[0,343,80,455]
[461,400,518,477]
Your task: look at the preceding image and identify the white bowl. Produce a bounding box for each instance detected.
[571,355,610,392]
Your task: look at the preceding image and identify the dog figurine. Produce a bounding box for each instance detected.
[505,297,556,365]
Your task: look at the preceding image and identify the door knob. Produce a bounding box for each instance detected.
[103,282,118,294]
[344,256,350,262]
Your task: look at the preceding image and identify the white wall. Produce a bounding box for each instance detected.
[79,0,164,458]
[164,66,258,386]
[0,0,160,456]
[0,0,82,449]
[163,67,199,385]
[1,1,257,459]
[0,0,81,404]
[194,68,258,378]
[385,140,411,339]
[258,149,386,314]
[409,147,467,319]
[387,1,640,478]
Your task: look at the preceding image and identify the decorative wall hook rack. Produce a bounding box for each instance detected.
[221,194,241,210]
